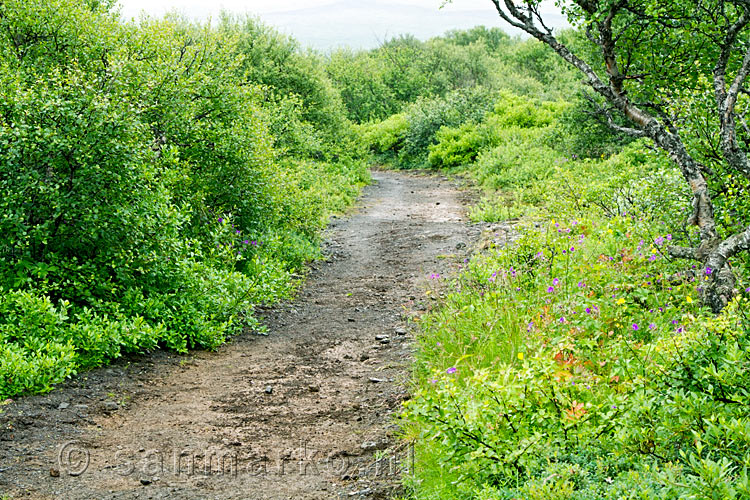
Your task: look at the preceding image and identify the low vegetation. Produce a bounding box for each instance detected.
[3,0,749,497]
[0,0,367,398]
[343,8,750,499]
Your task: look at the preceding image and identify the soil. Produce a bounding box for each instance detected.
[0,169,489,500]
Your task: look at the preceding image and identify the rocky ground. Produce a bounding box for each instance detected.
[0,169,515,499]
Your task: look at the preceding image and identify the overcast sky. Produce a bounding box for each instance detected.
[116,0,568,50]
[119,0,497,17]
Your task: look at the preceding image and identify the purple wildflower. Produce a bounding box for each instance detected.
[446,367,457,375]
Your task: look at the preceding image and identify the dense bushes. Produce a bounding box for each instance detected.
[328,28,579,125]
[402,126,750,497]
[404,209,750,498]
[368,42,750,497]
[0,0,367,398]
[326,31,503,123]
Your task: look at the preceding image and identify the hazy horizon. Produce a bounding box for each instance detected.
[117,0,568,50]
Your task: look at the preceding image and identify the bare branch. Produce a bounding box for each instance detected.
[713,6,750,180]
[607,119,647,137]
[706,224,750,271]
[727,45,750,119]
[668,246,697,260]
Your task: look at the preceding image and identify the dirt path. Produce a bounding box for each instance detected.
[0,170,481,500]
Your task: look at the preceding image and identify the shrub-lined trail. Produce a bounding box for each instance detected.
[0,170,480,499]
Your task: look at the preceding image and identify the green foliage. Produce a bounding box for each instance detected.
[0,0,367,398]
[359,113,409,156]
[428,123,486,168]
[489,91,562,128]
[427,92,566,173]
[220,13,353,160]
[399,87,494,168]
[397,71,750,499]
[546,93,637,159]
[473,127,560,190]
[443,26,511,53]
[326,27,578,124]
[405,207,750,498]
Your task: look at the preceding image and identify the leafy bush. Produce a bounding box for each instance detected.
[473,127,561,190]
[404,208,750,498]
[399,87,494,168]
[400,81,750,498]
[428,123,486,168]
[544,94,638,159]
[489,90,562,128]
[0,0,367,398]
[359,113,409,157]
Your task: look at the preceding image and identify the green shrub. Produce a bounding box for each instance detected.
[473,126,562,190]
[488,90,562,128]
[359,113,409,156]
[404,207,750,498]
[0,0,367,398]
[399,87,494,168]
[402,114,750,498]
[545,94,637,159]
[428,123,486,168]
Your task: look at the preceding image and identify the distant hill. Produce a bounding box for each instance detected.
[260,0,565,51]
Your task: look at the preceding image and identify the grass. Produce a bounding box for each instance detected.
[393,95,750,499]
